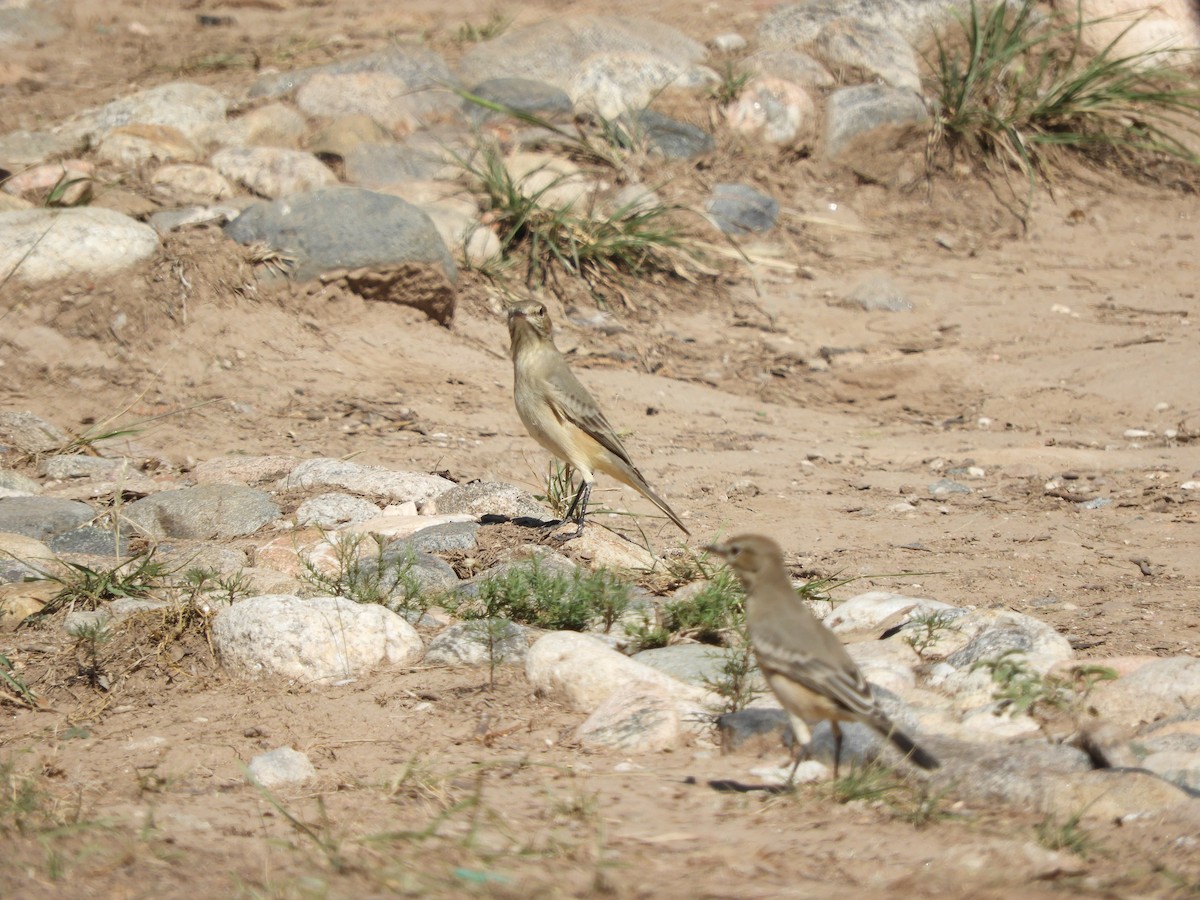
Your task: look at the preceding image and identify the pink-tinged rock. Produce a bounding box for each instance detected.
[724,77,816,144]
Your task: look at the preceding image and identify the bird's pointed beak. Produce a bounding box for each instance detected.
[704,542,729,558]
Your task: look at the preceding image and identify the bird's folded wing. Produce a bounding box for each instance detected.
[754,631,879,720]
[544,368,635,466]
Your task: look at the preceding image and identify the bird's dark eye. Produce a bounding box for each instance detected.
[536,306,546,316]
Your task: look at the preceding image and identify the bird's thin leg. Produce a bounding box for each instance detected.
[554,480,591,541]
[831,723,843,781]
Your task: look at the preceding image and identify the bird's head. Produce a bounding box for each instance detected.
[705,534,786,582]
[506,301,553,344]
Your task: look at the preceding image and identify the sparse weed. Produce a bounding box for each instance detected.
[536,460,580,521]
[0,651,36,708]
[454,8,512,44]
[704,604,760,714]
[973,650,1116,718]
[928,0,1200,198]
[711,61,750,107]
[459,558,632,633]
[67,618,113,692]
[0,758,63,836]
[301,532,426,613]
[29,549,171,620]
[251,778,350,873]
[44,171,92,208]
[831,761,904,804]
[180,566,253,608]
[460,140,686,295]
[904,609,962,657]
[662,569,743,644]
[1036,811,1094,857]
[622,609,670,651]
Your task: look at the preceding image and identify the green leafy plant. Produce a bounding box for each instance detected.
[28,550,171,620]
[454,8,512,44]
[711,61,750,107]
[972,650,1117,718]
[301,533,426,613]
[1036,811,1094,857]
[831,761,904,804]
[663,569,743,644]
[0,652,35,709]
[903,609,962,657]
[459,141,687,294]
[928,0,1200,192]
[459,558,632,633]
[67,618,113,692]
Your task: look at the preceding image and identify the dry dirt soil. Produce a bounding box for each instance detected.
[2,0,1200,897]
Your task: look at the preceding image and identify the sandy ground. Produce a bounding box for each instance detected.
[2,0,1200,896]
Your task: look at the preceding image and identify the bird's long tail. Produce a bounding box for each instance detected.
[885,725,939,770]
[626,470,690,535]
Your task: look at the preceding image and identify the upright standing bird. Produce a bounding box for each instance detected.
[507,300,689,539]
[706,534,938,779]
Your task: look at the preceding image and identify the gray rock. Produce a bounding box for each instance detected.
[307,115,395,159]
[217,103,307,149]
[1091,658,1200,730]
[813,17,921,91]
[150,163,234,204]
[295,493,380,529]
[0,533,53,583]
[526,630,710,713]
[210,147,336,200]
[925,738,1093,808]
[824,84,929,160]
[47,526,129,557]
[295,71,450,133]
[247,747,317,787]
[432,481,550,521]
[705,183,779,235]
[709,33,748,53]
[69,82,228,143]
[0,411,71,455]
[0,208,159,285]
[192,455,301,486]
[387,521,479,554]
[717,708,792,753]
[724,77,817,144]
[0,469,40,497]
[224,186,456,281]
[1140,751,1200,792]
[249,45,455,123]
[747,49,835,88]
[0,6,66,47]
[213,594,423,683]
[572,53,715,119]
[149,206,239,235]
[928,478,971,496]
[458,15,705,93]
[760,0,976,47]
[278,458,454,505]
[0,496,95,539]
[1036,768,1195,821]
[464,77,574,124]
[633,643,735,688]
[423,618,529,667]
[844,274,913,312]
[122,484,281,540]
[574,681,686,752]
[824,590,958,634]
[624,109,714,159]
[351,545,459,602]
[0,129,80,169]
[342,139,453,189]
[39,455,133,481]
[941,609,1074,675]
